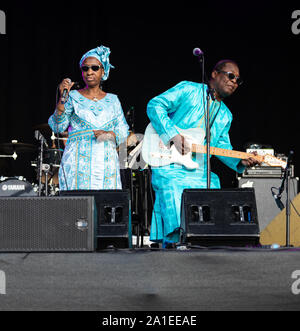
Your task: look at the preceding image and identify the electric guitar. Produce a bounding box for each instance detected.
[141,123,287,170]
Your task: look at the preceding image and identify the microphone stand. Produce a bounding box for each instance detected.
[196,52,212,188]
[205,87,215,189]
[38,138,44,197]
[277,151,294,247]
[285,165,292,247]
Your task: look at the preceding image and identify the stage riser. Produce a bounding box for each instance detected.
[0,251,299,311]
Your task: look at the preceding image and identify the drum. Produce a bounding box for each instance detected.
[35,149,63,185]
[0,177,38,197]
[44,149,63,167]
[44,149,63,185]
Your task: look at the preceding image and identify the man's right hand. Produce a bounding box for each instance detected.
[170,134,191,155]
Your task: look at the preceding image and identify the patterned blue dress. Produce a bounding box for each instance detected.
[48,90,129,190]
[147,81,245,244]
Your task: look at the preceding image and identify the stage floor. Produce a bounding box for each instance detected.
[0,248,299,311]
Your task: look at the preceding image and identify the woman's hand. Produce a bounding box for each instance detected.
[56,78,75,113]
[93,130,116,142]
[58,78,74,97]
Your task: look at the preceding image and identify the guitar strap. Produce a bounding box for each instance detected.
[207,101,221,131]
[198,98,222,142]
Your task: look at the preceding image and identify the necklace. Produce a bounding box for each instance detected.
[80,88,103,101]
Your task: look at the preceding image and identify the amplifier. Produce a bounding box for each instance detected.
[0,196,96,252]
[238,177,299,231]
[241,165,295,178]
[180,188,260,246]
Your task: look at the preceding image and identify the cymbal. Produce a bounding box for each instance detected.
[0,142,37,154]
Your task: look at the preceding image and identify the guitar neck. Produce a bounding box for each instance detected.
[192,144,264,162]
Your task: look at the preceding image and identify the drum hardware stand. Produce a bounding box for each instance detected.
[124,139,147,248]
[51,131,68,149]
[51,131,56,148]
[42,163,51,196]
[128,140,153,246]
[35,130,49,196]
[273,151,294,247]
[0,152,18,160]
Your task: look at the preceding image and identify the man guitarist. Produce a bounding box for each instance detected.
[146,59,259,248]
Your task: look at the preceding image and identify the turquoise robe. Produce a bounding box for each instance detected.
[48,90,129,190]
[147,81,245,243]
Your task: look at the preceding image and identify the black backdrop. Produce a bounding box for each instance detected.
[0,1,299,187]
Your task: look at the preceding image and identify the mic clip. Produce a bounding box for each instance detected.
[272,191,285,211]
[207,87,216,101]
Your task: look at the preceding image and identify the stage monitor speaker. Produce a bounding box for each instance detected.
[260,193,300,247]
[180,188,260,246]
[238,177,299,231]
[0,196,96,252]
[60,190,132,249]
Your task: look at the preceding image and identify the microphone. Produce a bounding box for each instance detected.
[278,150,294,196]
[193,48,204,57]
[286,150,294,167]
[272,191,285,210]
[60,78,71,104]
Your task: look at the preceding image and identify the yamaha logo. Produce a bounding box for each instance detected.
[1,184,26,191]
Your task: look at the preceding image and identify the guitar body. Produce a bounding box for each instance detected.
[142,123,205,169]
[142,123,287,170]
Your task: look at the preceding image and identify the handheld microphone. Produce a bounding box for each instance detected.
[60,78,72,104]
[193,48,204,57]
[272,191,285,210]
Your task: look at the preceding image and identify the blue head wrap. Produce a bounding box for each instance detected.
[79,45,114,81]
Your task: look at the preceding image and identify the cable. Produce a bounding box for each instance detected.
[291,200,300,217]
[147,166,159,243]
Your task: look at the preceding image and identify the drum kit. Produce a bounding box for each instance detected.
[0,124,68,197]
[0,119,148,195]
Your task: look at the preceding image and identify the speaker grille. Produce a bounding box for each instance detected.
[181,189,260,246]
[0,197,95,252]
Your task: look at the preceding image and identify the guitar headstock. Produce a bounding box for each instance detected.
[263,154,287,169]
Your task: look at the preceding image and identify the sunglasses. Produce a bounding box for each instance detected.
[218,70,243,86]
[81,65,103,72]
